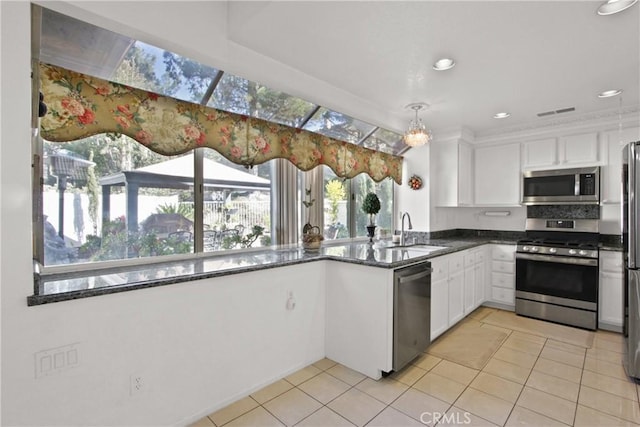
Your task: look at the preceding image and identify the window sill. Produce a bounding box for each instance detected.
[29,246,322,306]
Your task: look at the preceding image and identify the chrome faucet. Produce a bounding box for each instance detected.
[400,212,413,246]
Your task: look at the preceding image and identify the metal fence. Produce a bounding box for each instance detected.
[182,201,271,230]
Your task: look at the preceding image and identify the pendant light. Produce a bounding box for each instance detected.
[403,103,431,147]
[597,0,638,15]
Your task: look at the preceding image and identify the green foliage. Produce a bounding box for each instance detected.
[155,202,195,221]
[362,192,381,215]
[221,225,265,249]
[77,216,193,261]
[325,179,346,225]
[362,192,381,226]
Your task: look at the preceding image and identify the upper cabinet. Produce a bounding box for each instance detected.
[522,138,557,169]
[560,132,599,166]
[601,127,640,204]
[432,140,473,207]
[522,132,600,170]
[474,143,521,206]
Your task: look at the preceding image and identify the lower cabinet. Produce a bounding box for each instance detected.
[487,244,516,307]
[430,246,489,340]
[325,261,394,379]
[599,250,624,331]
[448,254,465,326]
[430,257,450,340]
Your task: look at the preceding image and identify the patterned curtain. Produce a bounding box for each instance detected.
[39,63,403,184]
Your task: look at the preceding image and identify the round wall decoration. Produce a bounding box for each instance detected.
[408,175,423,190]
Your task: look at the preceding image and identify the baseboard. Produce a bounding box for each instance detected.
[482,301,515,312]
[598,322,623,333]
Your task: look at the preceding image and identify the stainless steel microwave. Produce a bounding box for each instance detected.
[522,166,600,205]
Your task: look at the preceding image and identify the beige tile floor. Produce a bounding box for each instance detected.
[191,308,640,427]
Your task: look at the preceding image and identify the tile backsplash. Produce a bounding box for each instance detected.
[526,204,600,219]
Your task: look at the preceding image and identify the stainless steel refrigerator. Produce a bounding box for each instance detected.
[623,141,640,379]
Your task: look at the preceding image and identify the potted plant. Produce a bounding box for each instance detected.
[302,187,324,251]
[362,192,381,242]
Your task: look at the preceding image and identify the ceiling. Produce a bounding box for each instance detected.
[36,1,640,145]
[225,1,639,138]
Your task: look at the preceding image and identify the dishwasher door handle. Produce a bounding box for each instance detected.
[397,268,433,284]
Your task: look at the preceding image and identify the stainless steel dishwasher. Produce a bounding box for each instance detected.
[393,261,432,371]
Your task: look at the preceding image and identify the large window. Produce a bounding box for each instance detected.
[35,6,401,271]
[41,136,273,267]
[322,166,393,241]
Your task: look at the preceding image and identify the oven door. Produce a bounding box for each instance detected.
[516,253,598,307]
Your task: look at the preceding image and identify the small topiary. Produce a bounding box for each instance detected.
[362,192,381,225]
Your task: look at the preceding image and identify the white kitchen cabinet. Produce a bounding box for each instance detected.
[325,261,394,379]
[430,251,469,339]
[430,256,449,340]
[432,140,473,207]
[463,252,475,314]
[473,247,487,309]
[560,132,599,166]
[522,132,600,170]
[474,143,521,206]
[599,251,624,332]
[486,244,516,308]
[448,253,465,326]
[601,127,640,204]
[522,138,558,169]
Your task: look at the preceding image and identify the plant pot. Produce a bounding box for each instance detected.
[366,225,376,243]
[302,225,324,252]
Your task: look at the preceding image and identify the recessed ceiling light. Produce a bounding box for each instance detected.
[493,112,511,119]
[433,58,456,71]
[598,89,623,98]
[597,0,638,15]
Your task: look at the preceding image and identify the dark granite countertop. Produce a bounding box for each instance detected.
[31,236,515,306]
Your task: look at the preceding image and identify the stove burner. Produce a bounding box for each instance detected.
[517,238,598,249]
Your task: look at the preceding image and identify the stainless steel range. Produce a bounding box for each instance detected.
[515,218,599,330]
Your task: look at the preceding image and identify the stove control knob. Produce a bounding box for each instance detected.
[579,250,587,256]
[569,249,577,255]
[530,247,539,253]
[522,246,530,251]
[549,248,557,254]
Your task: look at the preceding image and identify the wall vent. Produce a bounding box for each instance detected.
[537,107,575,117]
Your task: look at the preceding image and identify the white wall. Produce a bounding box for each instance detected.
[437,207,528,231]
[2,3,327,426]
[395,143,430,231]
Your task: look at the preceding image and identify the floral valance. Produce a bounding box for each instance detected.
[39,63,403,184]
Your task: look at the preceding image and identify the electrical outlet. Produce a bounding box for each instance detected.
[286,290,296,310]
[34,343,80,378]
[130,374,145,397]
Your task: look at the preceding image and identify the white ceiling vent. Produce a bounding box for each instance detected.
[537,107,576,117]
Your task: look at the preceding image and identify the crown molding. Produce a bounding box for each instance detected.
[473,105,640,144]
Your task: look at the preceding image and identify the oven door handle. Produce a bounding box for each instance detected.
[516,253,598,267]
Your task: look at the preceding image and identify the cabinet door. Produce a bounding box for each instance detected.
[433,141,459,207]
[448,270,465,325]
[602,127,640,204]
[433,141,473,207]
[458,142,473,205]
[475,143,521,205]
[560,132,599,165]
[522,138,557,169]
[464,267,475,314]
[431,278,449,340]
[474,262,485,308]
[599,272,624,328]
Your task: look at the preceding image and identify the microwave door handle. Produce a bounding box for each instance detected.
[575,174,580,196]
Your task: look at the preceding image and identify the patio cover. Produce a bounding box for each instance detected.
[99,153,270,231]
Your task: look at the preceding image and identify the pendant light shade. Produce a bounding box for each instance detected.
[403,103,431,147]
[597,0,638,15]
